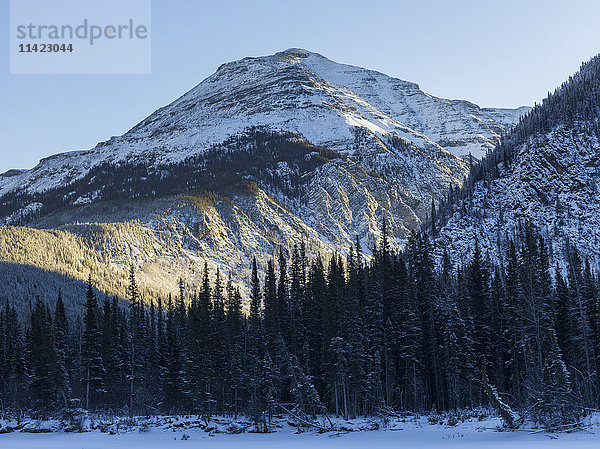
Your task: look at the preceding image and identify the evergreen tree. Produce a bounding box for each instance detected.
[263,259,278,350]
[29,298,59,412]
[162,294,183,412]
[247,257,265,426]
[302,256,325,398]
[81,275,105,410]
[211,268,227,412]
[539,331,576,427]
[225,277,245,417]
[467,239,492,399]
[53,290,71,407]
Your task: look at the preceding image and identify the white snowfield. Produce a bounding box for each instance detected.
[1,416,599,448]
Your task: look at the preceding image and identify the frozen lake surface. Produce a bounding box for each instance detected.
[2,417,600,449]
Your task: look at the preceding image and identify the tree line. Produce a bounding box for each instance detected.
[0,127,334,226]
[1,221,598,428]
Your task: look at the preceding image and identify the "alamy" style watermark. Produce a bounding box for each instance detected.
[10,0,151,74]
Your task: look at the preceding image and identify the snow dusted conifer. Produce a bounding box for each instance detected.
[481,358,517,428]
[81,275,105,410]
[539,331,577,428]
[53,289,71,406]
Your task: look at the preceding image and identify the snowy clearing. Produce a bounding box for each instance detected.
[1,415,600,449]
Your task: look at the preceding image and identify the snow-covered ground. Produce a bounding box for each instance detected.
[2,427,599,449]
[1,414,599,448]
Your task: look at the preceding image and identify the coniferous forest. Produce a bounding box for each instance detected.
[1,221,597,429]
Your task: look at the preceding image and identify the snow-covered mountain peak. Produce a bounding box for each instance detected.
[1,49,527,199]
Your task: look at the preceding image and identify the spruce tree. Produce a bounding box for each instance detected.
[539,332,576,427]
[29,298,59,412]
[53,290,71,407]
[247,257,264,427]
[81,275,105,410]
[225,278,245,417]
[467,239,493,398]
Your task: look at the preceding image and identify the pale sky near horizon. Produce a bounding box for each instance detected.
[1,0,599,173]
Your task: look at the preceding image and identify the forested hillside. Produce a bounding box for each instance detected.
[435,54,600,264]
[1,221,596,429]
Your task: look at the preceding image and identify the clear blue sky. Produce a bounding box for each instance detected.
[1,0,599,173]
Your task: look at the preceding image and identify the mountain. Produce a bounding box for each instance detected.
[437,54,600,266]
[0,49,526,199]
[0,49,527,308]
